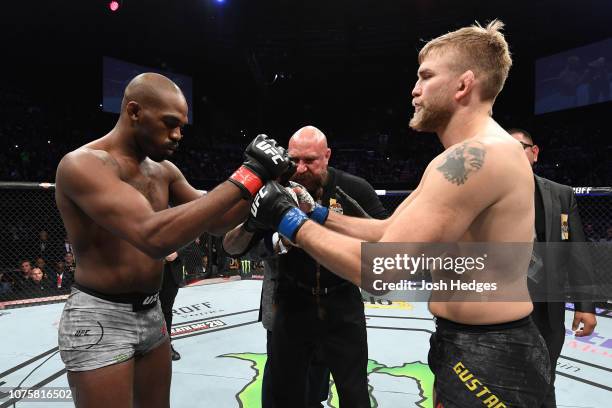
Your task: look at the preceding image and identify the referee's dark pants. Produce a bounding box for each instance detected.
[270,283,370,408]
[263,331,330,408]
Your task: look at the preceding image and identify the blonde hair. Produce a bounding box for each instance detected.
[419,20,512,101]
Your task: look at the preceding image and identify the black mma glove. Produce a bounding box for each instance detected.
[242,215,265,233]
[228,135,294,199]
[250,181,310,241]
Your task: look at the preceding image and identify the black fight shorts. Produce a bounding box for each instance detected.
[428,316,551,408]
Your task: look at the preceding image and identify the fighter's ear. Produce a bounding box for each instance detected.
[126,101,141,121]
[325,148,331,162]
[455,70,475,101]
[532,145,540,163]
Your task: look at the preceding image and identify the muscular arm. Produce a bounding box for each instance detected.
[323,189,416,241]
[167,162,250,235]
[56,150,248,259]
[323,212,387,241]
[296,141,498,286]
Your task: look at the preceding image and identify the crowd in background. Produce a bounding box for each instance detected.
[0,229,76,300]
[1,88,611,190]
[0,229,216,302]
[0,87,611,303]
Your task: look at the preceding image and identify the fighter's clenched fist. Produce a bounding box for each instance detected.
[229,135,295,198]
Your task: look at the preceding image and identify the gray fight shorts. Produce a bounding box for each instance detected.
[58,284,169,372]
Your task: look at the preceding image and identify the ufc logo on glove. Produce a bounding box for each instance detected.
[255,141,283,164]
[250,187,268,217]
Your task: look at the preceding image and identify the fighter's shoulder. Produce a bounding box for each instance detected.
[431,136,484,161]
[158,159,182,176]
[436,134,521,166]
[481,134,532,176]
[427,138,489,187]
[481,132,524,153]
[154,160,187,186]
[58,148,120,177]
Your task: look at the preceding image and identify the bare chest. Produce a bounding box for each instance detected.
[119,161,169,211]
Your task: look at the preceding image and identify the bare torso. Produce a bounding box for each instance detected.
[56,141,174,294]
[423,132,535,324]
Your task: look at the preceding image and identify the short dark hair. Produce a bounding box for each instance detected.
[506,128,535,144]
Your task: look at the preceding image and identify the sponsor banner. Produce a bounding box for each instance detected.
[572,187,612,196]
[364,301,413,311]
[362,295,414,310]
[172,301,224,320]
[171,319,226,337]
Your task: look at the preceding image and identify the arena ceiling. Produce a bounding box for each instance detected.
[2,0,611,125]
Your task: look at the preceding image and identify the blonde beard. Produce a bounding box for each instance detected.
[409,105,452,133]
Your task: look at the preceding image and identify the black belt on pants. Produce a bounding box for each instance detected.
[435,315,532,332]
[73,283,159,312]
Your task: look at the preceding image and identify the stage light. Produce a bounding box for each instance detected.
[109,1,120,12]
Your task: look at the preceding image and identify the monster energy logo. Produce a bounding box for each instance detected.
[240,260,251,274]
[220,353,434,408]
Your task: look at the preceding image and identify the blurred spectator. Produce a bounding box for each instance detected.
[180,238,206,279]
[0,270,13,296]
[19,259,33,277]
[583,223,600,242]
[14,259,33,293]
[1,86,610,190]
[35,256,51,278]
[26,267,52,296]
[48,260,74,293]
[62,235,74,256]
[34,230,50,258]
[601,226,612,242]
[64,252,76,270]
[28,229,62,261]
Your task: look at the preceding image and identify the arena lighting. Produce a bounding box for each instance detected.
[109,1,120,12]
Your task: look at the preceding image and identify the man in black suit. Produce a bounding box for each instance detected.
[32,230,62,262]
[223,126,388,407]
[48,260,75,294]
[509,128,597,408]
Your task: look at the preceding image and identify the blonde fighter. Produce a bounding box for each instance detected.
[249,21,551,407]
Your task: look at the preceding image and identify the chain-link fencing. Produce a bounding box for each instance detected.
[1,183,610,308]
[0,182,213,307]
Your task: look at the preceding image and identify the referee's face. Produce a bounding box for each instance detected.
[288,139,330,195]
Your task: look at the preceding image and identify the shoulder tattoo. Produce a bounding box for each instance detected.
[436,141,486,185]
